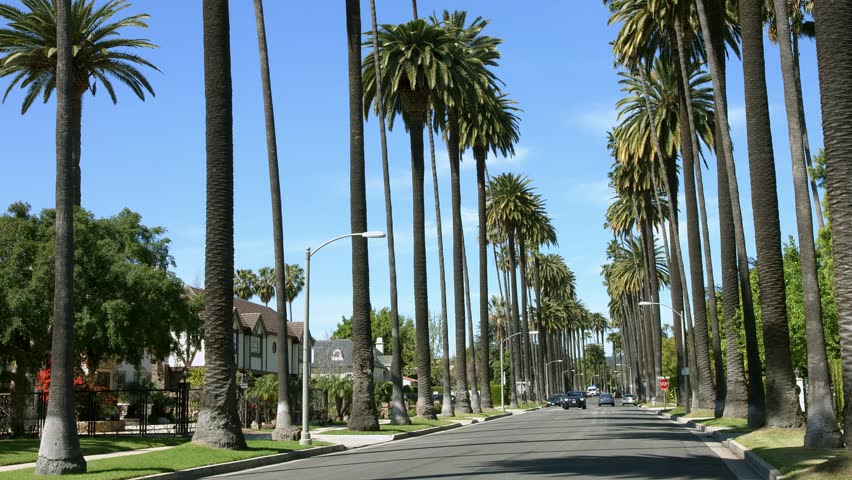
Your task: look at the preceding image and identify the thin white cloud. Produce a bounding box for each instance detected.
[571,106,619,133]
[566,178,613,207]
[728,104,746,128]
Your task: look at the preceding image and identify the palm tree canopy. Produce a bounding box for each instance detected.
[487,172,545,236]
[234,269,258,301]
[284,263,305,304]
[459,89,521,158]
[363,19,454,129]
[0,0,158,113]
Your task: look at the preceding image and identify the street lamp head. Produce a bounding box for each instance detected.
[529,330,539,335]
[361,231,386,238]
[638,301,653,306]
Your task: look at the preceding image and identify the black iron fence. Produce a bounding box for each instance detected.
[1,385,200,438]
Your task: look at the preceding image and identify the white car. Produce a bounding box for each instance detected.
[622,393,636,406]
[586,386,599,397]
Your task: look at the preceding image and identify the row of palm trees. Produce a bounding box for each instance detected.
[600,0,852,449]
[234,265,305,318]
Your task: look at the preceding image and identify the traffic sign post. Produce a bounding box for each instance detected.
[658,378,670,407]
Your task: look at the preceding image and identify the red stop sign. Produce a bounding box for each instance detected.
[659,378,670,391]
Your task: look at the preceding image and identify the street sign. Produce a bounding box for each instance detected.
[659,378,670,391]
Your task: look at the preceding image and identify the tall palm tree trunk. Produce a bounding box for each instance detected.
[695,0,766,426]
[639,218,663,380]
[449,113,472,414]
[427,113,453,417]
[346,0,379,431]
[476,150,492,408]
[518,233,533,403]
[507,232,523,407]
[716,144,750,419]
[368,0,411,426]
[673,22,716,411]
[252,0,295,438]
[462,235,481,412]
[409,108,436,419]
[773,0,842,445]
[791,33,824,230]
[739,0,803,428]
[533,257,548,398]
[695,147,725,414]
[36,0,86,472]
[193,0,246,450]
[812,0,852,446]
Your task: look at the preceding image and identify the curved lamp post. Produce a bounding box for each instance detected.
[300,231,385,446]
[544,359,562,398]
[500,330,538,412]
[638,301,689,414]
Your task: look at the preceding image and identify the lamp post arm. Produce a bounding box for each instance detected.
[310,233,360,257]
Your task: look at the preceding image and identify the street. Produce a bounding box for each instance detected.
[210,402,760,480]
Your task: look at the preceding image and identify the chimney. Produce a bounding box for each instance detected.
[376,337,384,354]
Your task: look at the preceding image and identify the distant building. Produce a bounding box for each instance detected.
[311,339,389,382]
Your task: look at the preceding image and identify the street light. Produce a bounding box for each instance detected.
[638,301,689,414]
[500,330,538,412]
[544,360,562,398]
[300,231,386,446]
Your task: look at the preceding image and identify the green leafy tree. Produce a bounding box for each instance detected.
[0,0,159,207]
[332,308,417,377]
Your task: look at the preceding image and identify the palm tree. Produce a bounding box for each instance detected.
[345,0,378,432]
[693,0,767,427]
[487,173,543,407]
[234,269,258,300]
[771,0,842,446]
[256,267,275,306]
[738,0,803,428]
[0,0,158,207]
[284,264,305,321]
[251,0,294,439]
[430,10,500,415]
[364,19,455,419]
[812,0,852,446]
[459,91,520,409]
[367,0,410,426]
[192,0,246,450]
[34,0,85,473]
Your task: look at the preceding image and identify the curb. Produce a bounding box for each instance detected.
[134,444,345,480]
[644,408,786,480]
[389,422,461,440]
[482,413,513,422]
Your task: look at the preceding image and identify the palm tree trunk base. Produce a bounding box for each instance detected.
[805,414,844,448]
[271,425,301,442]
[416,399,437,419]
[440,398,453,417]
[35,456,86,475]
[470,390,482,413]
[455,393,472,415]
[390,399,411,425]
[193,408,247,450]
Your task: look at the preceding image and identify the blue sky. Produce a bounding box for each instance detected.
[0,1,823,350]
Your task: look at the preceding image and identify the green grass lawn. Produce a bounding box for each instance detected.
[684,408,716,418]
[694,417,750,431]
[0,437,188,467]
[0,440,332,480]
[320,418,452,436]
[735,427,846,479]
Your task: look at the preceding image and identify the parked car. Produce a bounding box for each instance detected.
[431,393,455,404]
[622,393,636,406]
[598,393,615,406]
[546,394,566,407]
[561,391,587,410]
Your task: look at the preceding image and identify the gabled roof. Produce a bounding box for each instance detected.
[311,339,386,372]
[187,286,306,340]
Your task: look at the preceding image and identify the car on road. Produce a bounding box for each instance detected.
[561,391,587,410]
[586,385,599,397]
[622,393,636,406]
[598,393,615,406]
[546,394,566,407]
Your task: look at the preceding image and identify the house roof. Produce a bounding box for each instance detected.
[188,286,306,340]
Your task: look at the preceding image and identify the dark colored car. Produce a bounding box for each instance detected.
[598,393,615,406]
[546,394,565,407]
[622,393,636,406]
[561,391,587,410]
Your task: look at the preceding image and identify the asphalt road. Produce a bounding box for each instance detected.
[212,402,760,480]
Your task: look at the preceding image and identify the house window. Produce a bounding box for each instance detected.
[116,372,127,388]
[95,372,111,389]
[272,342,277,354]
[250,336,261,356]
[332,349,344,361]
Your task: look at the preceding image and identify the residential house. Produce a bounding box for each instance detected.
[311,339,390,382]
